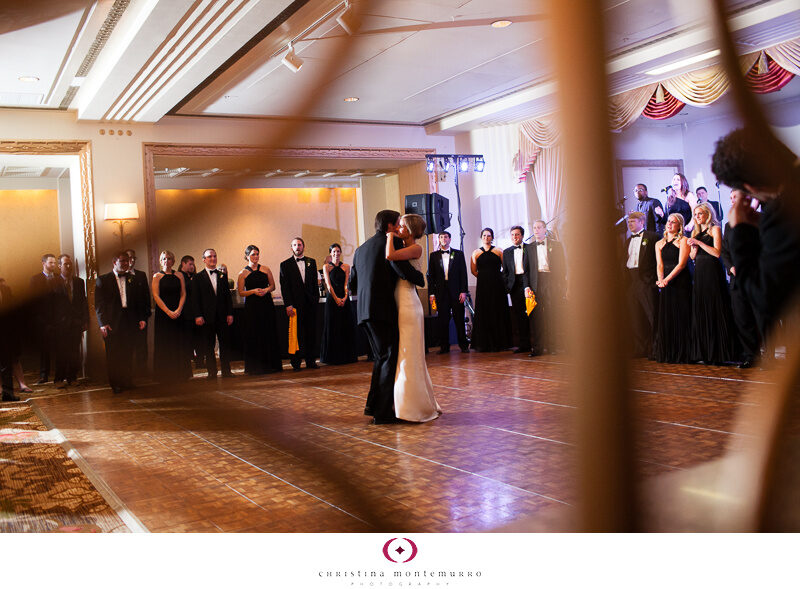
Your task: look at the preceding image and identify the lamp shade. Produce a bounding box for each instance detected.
[104,202,139,220]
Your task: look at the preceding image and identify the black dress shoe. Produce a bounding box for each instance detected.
[221,372,236,378]
[292,365,303,372]
[35,378,48,385]
[306,363,319,369]
[513,348,530,354]
[372,416,400,425]
[460,347,470,353]
[528,351,541,357]
[111,387,122,395]
[437,349,450,355]
[2,392,21,402]
[738,359,754,369]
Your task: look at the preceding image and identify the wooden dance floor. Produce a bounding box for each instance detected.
[30,352,760,532]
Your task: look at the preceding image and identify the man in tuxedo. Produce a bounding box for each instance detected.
[1,278,20,402]
[30,253,60,384]
[720,198,761,369]
[502,226,531,353]
[178,255,200,373]
[350,210,424,424]
[124,249,152,376]
[712,127,800,343]
[624,213,658,358]
[526,220,567,356]
[696,186,722,223]
[191,248,234,379]
[94,251,148,394]
[633,184,665,234]
[279,238,320,371]
[54,254,88,387]
[427,231,469,354]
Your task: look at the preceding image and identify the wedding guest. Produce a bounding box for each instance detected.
[687,204,738,364]
[54,254,88,387]
[94,251,148,394]
[665,186,691,228]
[673,173,698,231]
[502,226,531,353]
[237,245,282,374]
[711,127,800,340]
[152,250,188,382]
[525,220,566,356]
[696,186,722,223]
[427,231,469,354]
[30,253,59,384]
[192,248,234,379]
[124,249,152,376]
[179,255,201,374]
[470,228,511,352]
[720,192,762,368]
[1,277,20,401]
[633,183,665,234]
[279,237,319,371]
[653,214,692,363]
[624,212,658,358]
[320,243,358,365]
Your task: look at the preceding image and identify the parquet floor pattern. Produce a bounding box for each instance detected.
[30,353,761,532]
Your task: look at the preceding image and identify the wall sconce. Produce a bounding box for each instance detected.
[104,202,139,248]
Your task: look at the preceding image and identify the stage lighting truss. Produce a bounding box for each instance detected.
[425,154,486,180]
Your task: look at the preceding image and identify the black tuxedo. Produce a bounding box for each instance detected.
[635,197,664,234]
[526,239,566,354]
[502,244,531,351]
[128,268,151,374]
[29,272,61,381]
[1,283,19,398]
[625,231,658,357]
[191,268,234,377]
[427,248,468,352]
[54,275,89,383]
[279,256,319,369]
[721,223,761,362]
[729,170,800,338]
[95,271,148,391]
[350,231,424,420]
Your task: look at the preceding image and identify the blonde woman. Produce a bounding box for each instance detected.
[152,250,188,382]
[385,214,442,422]
[687,203,738,364]
[653,214,692,363]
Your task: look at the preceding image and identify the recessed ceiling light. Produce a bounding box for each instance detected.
[18,76,39,83]
[322,172,336,177]
[491,20,512,28]
[344,96,359,102]
[645,49,720,76]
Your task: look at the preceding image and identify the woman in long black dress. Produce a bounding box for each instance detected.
[237,245,282,374]
[320,243,358,365]
[654,214,692,363]
[152,250,188,382]
[688,203,738,364]
[470,228,512,352]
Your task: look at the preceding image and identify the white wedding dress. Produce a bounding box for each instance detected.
[394,258,442,422]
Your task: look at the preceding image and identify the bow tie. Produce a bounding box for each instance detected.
[441,250,450,254]
[535,241,545,246]
[514,245,523,249]
[295,257,305,262]
[631,233,642,239]
[209,269,219,275]
[116,272,129,278]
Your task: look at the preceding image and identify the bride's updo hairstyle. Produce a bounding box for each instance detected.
[401,214,427,239]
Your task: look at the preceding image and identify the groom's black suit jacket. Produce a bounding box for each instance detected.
[191,268,233,326]
[350,231,424,325]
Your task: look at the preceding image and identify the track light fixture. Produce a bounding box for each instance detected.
[336,1,360,35]
[281,43,304,72]
[458,158,469,173]
[474,156,485,172]
[426,159,436,173]
[425,154,486,178]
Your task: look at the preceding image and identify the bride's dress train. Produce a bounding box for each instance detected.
[394,259,441,422]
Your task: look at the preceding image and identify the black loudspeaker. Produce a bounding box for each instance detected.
[404,193,449,234]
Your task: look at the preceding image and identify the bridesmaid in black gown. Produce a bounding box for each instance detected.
[654,214,692,363]
[237,245,282,374]
[152,250,189,382]
[320,243,358,365]
[470,228,512,352]
[688,203,738,364]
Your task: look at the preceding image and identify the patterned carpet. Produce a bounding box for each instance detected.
[0,402,132,533]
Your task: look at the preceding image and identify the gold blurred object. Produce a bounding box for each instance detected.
[288,314,299,355]
[525,292,536,315]
[430,296,437,312]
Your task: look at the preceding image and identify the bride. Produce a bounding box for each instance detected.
[385,214,442,422]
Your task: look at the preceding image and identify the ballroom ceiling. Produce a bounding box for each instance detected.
[1,0,799,132]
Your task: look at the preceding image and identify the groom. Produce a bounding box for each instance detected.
[350,210,424,424]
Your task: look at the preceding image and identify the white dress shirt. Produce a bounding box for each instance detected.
[535,240,550,272]
[441,249,451,280]
[114,270,128,308]
[627,233,643,269]
[295,257,306,283]
[513,245,524,275]
[206,267,218,294]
